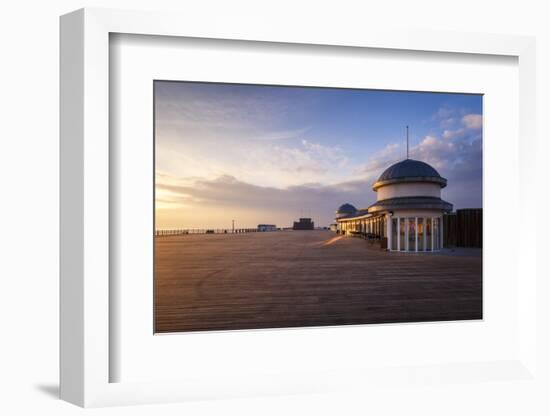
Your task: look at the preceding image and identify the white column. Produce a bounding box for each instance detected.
[415,217,418,252]
[431,218,434,251]
[386,214,392,250]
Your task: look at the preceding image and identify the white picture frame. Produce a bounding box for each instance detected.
[60,8,538,408]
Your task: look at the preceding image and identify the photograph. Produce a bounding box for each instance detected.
[154,81,483,333]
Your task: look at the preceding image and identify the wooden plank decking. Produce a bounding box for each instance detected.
[155,230,482,333]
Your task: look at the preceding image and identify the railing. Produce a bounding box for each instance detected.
[347,231,388,249]
[349,231,381,240]
[155,228,260,237]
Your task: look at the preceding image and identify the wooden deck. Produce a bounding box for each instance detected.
[155,230,482,333]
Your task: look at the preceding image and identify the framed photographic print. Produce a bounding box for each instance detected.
[60,8,538,408]
[153,81,483,334]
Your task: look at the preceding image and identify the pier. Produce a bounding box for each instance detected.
[155,230,482,333]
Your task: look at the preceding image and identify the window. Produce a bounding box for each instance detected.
[417,218,424,251]
[408,218,416,251]
[391,218,397,250]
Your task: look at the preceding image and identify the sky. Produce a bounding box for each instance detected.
[155,81,483,229]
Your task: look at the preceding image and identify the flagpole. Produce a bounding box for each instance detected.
[406,125,409,159]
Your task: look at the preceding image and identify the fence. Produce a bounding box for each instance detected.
[155,228,260,237]
[443,208,482,248]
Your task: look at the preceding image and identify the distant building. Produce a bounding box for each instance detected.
[293,218,314,230]
[257,224,277,232]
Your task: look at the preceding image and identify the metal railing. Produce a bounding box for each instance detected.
[155,228,260,237]
[349,231,381,240]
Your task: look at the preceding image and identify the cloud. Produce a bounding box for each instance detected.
[443,129,463,139]
[155,81,315,134]
[156,112,483,229]
[156,98,483,228]
[352,117,482,210]
[434,107,482,130]
[434,107,460,129]
[156,173,374,228]
[355,143,403,180]
[255,127,311,141]
[412,127,483,209]
[440,112,482,139]
[155,82,356,188]
[462,114,483,130]
[157,123,355,189]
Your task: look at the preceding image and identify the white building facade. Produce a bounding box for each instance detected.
[336,159,452,252]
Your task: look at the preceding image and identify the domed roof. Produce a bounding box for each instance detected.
[336,203,357,214]
[378,159,441,181]
[373,159,447,190]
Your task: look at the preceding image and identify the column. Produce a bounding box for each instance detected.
[386,214,392,250]
[430,217,434,252]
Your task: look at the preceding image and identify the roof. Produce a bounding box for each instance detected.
[372,159,447,191]
[336,208,371,221]
[367,196,453,214]
[336,203,358,214]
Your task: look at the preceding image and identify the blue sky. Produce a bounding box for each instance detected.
[155,81,482,229]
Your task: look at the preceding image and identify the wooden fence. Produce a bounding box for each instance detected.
[443,209,482,248]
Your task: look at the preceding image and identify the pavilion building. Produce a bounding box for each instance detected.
[335,158,452,252]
